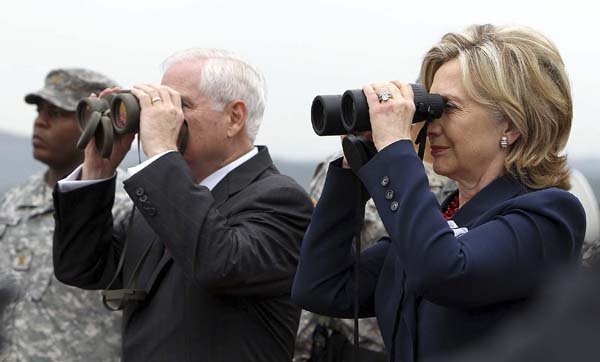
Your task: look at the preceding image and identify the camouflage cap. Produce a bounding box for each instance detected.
[24,68,119,112]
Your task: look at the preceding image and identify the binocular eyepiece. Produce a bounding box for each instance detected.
[76,91,140,158]
[311,83,445,136]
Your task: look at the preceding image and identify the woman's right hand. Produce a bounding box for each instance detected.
[81,87,135,180]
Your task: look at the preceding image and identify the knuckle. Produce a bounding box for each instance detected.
[397,100,415,112]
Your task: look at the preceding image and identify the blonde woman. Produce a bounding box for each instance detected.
[292,24,586,362]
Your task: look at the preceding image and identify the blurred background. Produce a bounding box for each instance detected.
[1,0,599,197]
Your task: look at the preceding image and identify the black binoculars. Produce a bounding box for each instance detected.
[76,91,141,158]
[311,83,445,136]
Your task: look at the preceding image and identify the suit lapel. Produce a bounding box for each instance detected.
[211,146,275,208]
[451,174,528,227]
[385,175,528,361]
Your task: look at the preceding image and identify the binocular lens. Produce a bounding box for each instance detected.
[341,90,370,133]
[75,90,188,159]
[75,92,139,158]
[114,102,127,128]
[110,93,140,135]
[310,95,346,136]
[76,98,110,132]
[80,106,93,130]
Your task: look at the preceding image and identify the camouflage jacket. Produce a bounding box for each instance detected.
[0,170,131,362]
[295,152,456,361]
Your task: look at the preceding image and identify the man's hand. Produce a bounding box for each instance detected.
[82,88,135,180]
[131,84,184,158]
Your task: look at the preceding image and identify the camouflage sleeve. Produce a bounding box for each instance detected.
[112,168,134,234]
[294,310,316,361]
[294,311,385,360]
[309,151,343,203]
[0,185,20,213]
[582,242,600,268]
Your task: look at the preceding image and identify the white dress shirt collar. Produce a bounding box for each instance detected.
[200,147,258,191]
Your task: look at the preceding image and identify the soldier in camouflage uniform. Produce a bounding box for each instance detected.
[568,169,600,268]
[295,137,457,361]
[0,68,131,361]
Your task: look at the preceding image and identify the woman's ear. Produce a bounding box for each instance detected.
[502,117,521,146]
[226,100,248,138]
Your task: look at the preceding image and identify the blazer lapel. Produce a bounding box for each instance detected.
[211,146,275,208]
[450,174,528,227]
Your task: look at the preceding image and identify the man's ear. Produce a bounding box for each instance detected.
[226,100,248,138]
[502,117,521,146]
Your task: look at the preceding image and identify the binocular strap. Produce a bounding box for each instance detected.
[101,204,156,311]
[351,175,367,362]
[415,116,433,161]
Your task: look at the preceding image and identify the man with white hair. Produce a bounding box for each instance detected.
[52,49,313,362]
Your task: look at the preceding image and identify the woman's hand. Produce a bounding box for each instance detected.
[363,80,415,151]
[82,87,135,180]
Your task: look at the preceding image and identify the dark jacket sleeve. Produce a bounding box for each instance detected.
[53,176,125,290]
[123,152,313,297]
[358,140,586,308]
[291,158,388,318]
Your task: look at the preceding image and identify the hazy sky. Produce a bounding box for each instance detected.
[1,0,598,161]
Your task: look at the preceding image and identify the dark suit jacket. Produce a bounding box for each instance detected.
[292,140,585,362]
[53,147,313,362]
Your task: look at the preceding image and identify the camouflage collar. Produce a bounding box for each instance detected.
[15,172,54,213]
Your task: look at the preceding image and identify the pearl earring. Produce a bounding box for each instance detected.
[500,135,509,149]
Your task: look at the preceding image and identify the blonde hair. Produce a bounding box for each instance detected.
[420,24,572,190]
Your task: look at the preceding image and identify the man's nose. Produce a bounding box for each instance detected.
[34,111,50,128]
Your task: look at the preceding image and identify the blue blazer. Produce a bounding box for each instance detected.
[292,140,585,362]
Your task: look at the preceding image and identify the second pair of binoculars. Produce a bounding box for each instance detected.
[76,91,140,158]
[311,83,445,136]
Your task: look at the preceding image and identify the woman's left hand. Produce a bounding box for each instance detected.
[363,80,415,151]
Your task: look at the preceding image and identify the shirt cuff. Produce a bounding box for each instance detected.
[57,164,116,192]
[127,150,177,177]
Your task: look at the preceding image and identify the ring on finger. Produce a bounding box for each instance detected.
[151,97,162,104]
[377,90,393,103]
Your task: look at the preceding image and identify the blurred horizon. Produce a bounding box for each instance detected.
[0,131,318,196]
[3,131,600,208]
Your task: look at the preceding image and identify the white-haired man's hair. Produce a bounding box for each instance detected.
[162,48,267,142]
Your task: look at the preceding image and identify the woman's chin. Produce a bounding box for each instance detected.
[432,160,452,178]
